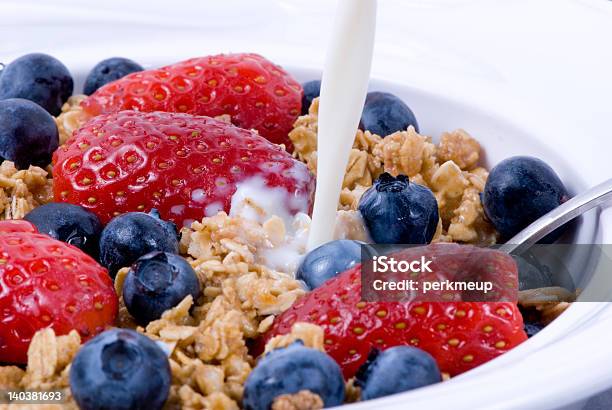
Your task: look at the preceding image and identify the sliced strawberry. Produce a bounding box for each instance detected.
[52,111,314,226]
[0,221,117,364]
[81,53,303,149]
[261,245,527,378]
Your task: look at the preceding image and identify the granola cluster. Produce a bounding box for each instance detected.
[55,95,88,145]
[289,98,497,245]
[0,161,53,220]
[263,323,324,354]
[271,390,324,410]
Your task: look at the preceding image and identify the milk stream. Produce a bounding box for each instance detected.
[306,0,377,251]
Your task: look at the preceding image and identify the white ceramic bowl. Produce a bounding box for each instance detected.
[4,1,612,409]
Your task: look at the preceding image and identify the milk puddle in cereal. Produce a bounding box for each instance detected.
[228,175,366,274]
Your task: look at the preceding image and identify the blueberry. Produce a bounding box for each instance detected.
[355,346,441,400]
[0,98,59,169]
[243,341,345,410]
[84,57,144,95]
[70,328,170,410]
[512,247,575,292]
[512,253,553,291]
[524,321,544,338]
[123,252,200,325]
[296,239,362,290]
[24,202,102,258]
[99,209,179,278]
[358,173,439,244]
[301,79,321,115]
[483,156,569,241]
[359,91,419,136]
[0,53,73,116]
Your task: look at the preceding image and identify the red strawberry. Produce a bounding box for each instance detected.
[261,246,527,378]
[0,220,117,364]
[52,111,314,227]
[81,53,303,150]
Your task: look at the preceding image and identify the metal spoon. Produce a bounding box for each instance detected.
[500,178,612,254]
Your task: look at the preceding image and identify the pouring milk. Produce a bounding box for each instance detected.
[307,0,378,250]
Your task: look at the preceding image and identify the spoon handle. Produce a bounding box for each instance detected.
[307,0,377,250]
[500,178,612,254]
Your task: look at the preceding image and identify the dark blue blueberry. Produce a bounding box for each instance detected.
[355,346,441,400]
[0,98,59,169]
[123,251,200,325]
[99,209,179,278]
[0,53,73,116]
[513,248,575,292]
[243,341,345,410]
[483,156,569,241]
[512,253,553,291]
[24,202,102,258]
[524,321,544,338]
[70,328,170,410]
[296,239,362,290]
[359,91,419,136]
[301,79,321,115]
[358,173,438,244]
[83,57,144,95]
